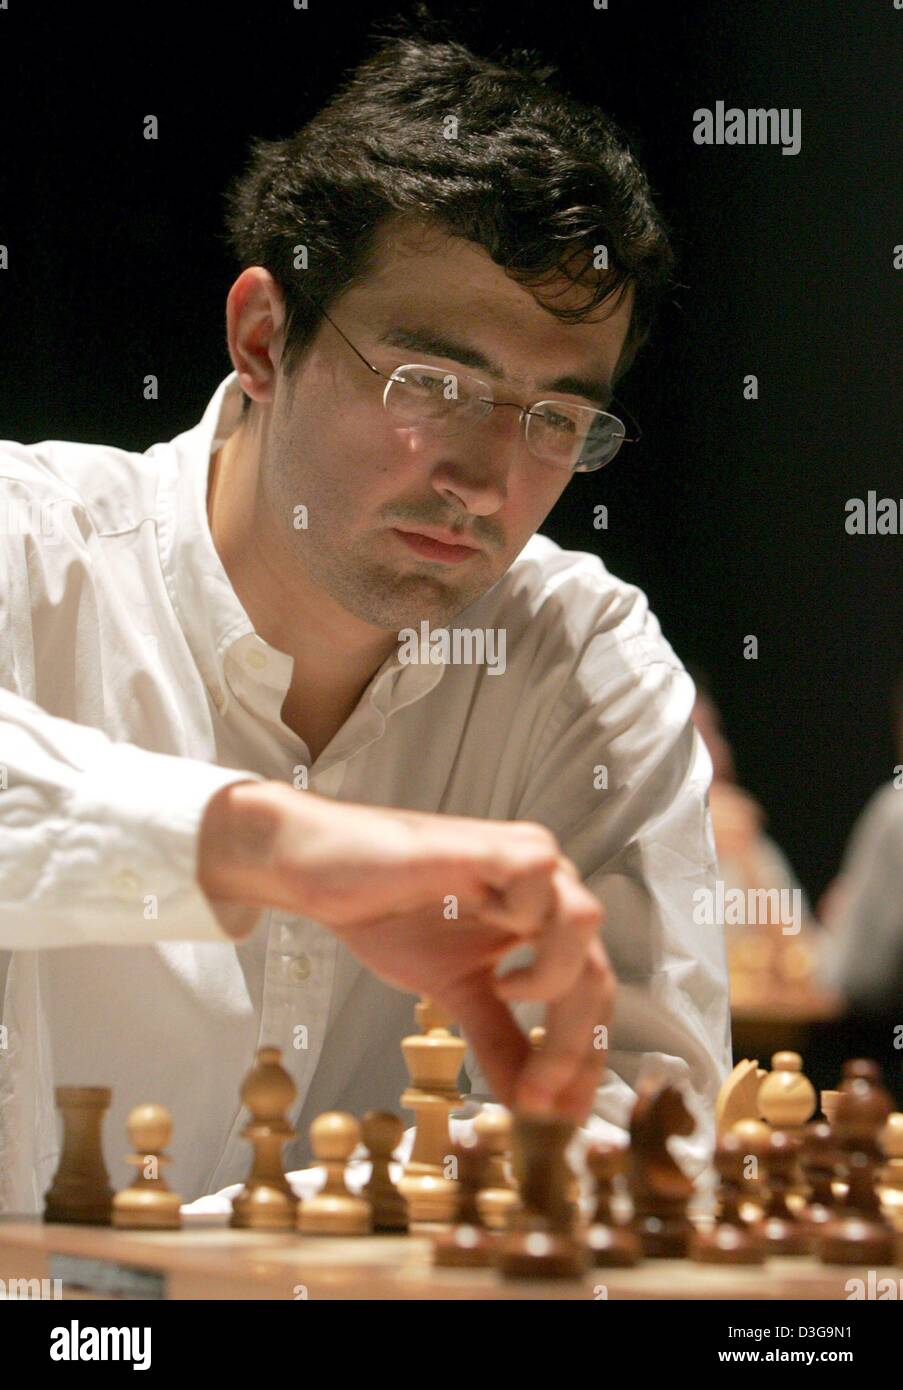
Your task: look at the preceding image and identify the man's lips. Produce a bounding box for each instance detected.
[391,527,483,564]
[395,524,482,549]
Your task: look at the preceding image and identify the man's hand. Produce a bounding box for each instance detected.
[198,780,614,1122]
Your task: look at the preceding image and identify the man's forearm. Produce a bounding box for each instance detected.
[197,779,322,911]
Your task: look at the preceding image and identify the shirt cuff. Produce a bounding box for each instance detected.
[64,741,268,945]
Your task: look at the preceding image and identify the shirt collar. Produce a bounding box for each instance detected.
[155,371,448,723]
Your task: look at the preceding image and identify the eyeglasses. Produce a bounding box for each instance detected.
[315,306,641,473]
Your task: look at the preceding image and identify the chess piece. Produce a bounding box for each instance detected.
[798,1120,838,1236]
[628,1080,696,1257]
[523,1023,581,1228]
[231,1046,298,1231]
[112,1104,182,1229]
[820,1090,841,1126]
[361,1111,407,1232]
[716,1059,767,1140]
[497,1111,590,1279]
[878,1113,903,1235]
[298,1112,371,1236]
[44,1086,114,1225]
[820,1087,848,1203]
[473,1105,520,1231]
[753,1131,810,1254]
[398,998,465,1225]
[730,1118,770,1223]
[757,1051,817,1212]
[691,1134,766,1264]
[433,1136,497,1267]
[757,1052,817,1137]
[819,1059,895,1265]
[585,1143,641,1267]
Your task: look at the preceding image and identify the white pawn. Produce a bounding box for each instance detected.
[298,1113,371,1236]
[473,1106,519,1231]
[231,1046,298,1231]
[112,1104,182,1229]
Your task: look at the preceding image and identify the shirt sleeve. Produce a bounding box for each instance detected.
[0,684,267,948]
[462,640,733,1178]
[0,448,267,950]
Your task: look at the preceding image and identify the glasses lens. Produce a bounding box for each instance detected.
[527,404,626,471]
[384,366,491,436]
[578,409,626,470]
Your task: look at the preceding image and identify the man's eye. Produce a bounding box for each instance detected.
[541,408,576,432]
[408,372,446,392]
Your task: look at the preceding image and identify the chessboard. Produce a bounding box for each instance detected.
[1,1215,900,1300]
[10,999,903,1303]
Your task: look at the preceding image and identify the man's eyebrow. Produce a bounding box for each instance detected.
[377,326,614,410]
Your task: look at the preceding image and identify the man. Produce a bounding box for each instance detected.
[819,782,903,1010]
[0,36,730,1213]
[813,678,903,1104]
[689,667,813,925]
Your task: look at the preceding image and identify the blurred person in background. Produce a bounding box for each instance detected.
[688,666,812,920]
[687,667,822,1017]
[815,674,903,1104]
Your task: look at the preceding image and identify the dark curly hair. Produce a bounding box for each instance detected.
[222,34,676,419]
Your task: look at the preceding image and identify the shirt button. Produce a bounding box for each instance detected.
[212,689,227,713]
[111,870,141,898]
[245,648,267,670]
[289,954,312,983]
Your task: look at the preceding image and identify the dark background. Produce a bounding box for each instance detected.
[1,0,900,905]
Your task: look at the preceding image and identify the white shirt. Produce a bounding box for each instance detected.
[0,371,731,1214]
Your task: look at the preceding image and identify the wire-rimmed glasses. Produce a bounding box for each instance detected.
[316,306,641,473]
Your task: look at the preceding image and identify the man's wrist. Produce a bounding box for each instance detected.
[197,778,301,908]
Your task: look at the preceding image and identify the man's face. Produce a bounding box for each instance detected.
[259,217,634,632]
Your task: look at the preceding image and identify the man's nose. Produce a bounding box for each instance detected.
[431,407,524,503]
